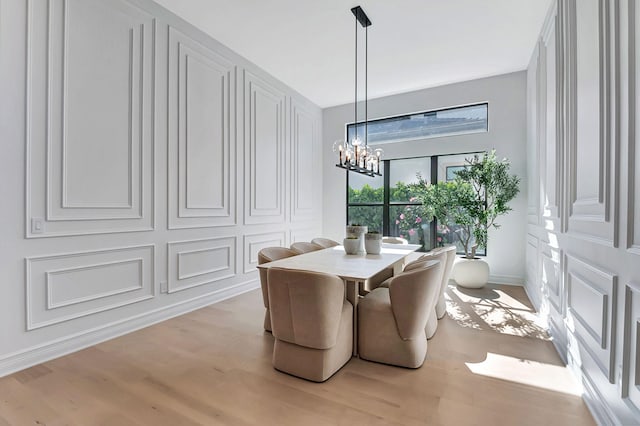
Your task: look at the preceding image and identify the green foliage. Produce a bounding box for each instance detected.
[417,150,520,258]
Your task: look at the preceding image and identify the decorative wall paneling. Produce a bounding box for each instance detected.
[565,253,618,382]
[526,0,640,422]
[622,282,640,415]
[540,2,563,230]
[167,237,236,293]
[289,98,318,223]
[26,245,155,330]
[525,234,539,301]
[167,26,236,229]
[630,0,640,254]
[243,71,287,225]
[527,46,540,226]
[26,0,155,237]
[243,231,287,274]
[3,0,323,377]
[566,0,618,246]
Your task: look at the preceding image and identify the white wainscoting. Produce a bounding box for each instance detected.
[1,0,322,378]
[622,282,640,415]
[26,0,155,237]
[167,25,236,229]
[526,0,639,422]
[167,237,236,293]
[26,245,155,330]
[243,231,287,274]
[566,0,617,246]
[243,70,286,225]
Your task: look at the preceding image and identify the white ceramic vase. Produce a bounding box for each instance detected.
[453,257,489,288]
[345,225,367,253]
[343,238,360,255]
[364,233,382,254]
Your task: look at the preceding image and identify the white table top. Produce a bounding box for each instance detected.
[257,244,421,282]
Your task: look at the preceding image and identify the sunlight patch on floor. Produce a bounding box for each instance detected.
[466,353,583,396]
[447,287,550,340]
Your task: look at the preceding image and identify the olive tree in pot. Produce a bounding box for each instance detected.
[418,151,520,288]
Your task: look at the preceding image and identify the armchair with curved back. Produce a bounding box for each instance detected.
[268,267,353,382]
[357,260,442,368]
[290,242,324,254]
[310,237,340,248]
[430,245,457,319]
[257,247,299,332]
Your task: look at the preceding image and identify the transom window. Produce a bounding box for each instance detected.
[347,103,488,145]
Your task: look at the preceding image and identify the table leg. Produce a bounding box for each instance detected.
[345,280,359,356]
[393,259,404,275]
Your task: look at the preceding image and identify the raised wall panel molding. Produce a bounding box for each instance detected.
[243,231,286,273]
[540,1,563,229]
[564,252,617,382]
[629,0,640,254]
[540,241,563,314]
[167,26,236,229]
[566,0,618,246]
[527,44,541,226]
[167,236,236,293]
[290,228,316,245]
[290,98,318,222]
[26,245,155,330]
[243,70,286,225]
[622,281,640,415]
[526,233,539,294]
[26,0,155,237]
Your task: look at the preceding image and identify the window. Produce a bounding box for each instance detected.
[347,103,488,145]
[346,152,486,255]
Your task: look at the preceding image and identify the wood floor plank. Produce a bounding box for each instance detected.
[0,284,595,425]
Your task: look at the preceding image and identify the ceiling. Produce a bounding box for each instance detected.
[154,0,552,108]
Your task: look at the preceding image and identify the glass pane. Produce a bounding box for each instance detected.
[389,205,432,251]
[347,162,384,204]
[347,103,487,145]
[436,224,486,256]
[436,152,481,182]
[347,206,383,232]
[389,157,430,203]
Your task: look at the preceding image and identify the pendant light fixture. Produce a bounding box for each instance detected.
[335,5,383,177]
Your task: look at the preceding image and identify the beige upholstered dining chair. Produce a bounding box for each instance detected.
[381,236,408,245]
[358,260,442,369]
[290,241,324,254]
[310,237,340,248]
[379,250,447,338]
[431,245,457,319]
[257,247,298,332]
[267,268,353,382]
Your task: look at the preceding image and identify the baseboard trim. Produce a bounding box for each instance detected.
[488,274,524,286]
[0,279,259,378]
[580,368,618,426]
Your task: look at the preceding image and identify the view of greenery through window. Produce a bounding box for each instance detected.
[347,153,486,255]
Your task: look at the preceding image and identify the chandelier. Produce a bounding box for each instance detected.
[335,6,383,177]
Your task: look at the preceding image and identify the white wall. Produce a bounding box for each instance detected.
[0,0,322,376]
[323,72,528,284]
[526,0,640,423]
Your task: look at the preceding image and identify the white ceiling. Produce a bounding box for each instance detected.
[154,0,552,108]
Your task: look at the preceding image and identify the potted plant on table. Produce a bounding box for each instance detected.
[345,223,367,253]
[417,150,520,288]
[364,230,382,255]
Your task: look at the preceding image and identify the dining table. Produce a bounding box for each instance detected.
[256,243,422,356]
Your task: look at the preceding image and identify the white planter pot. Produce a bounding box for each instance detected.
[343,238,360,255]
[364,234,382,254]
[453,257,489,288]
[345,226,367,253]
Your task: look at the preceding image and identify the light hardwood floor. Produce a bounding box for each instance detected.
[0,284,594,425]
